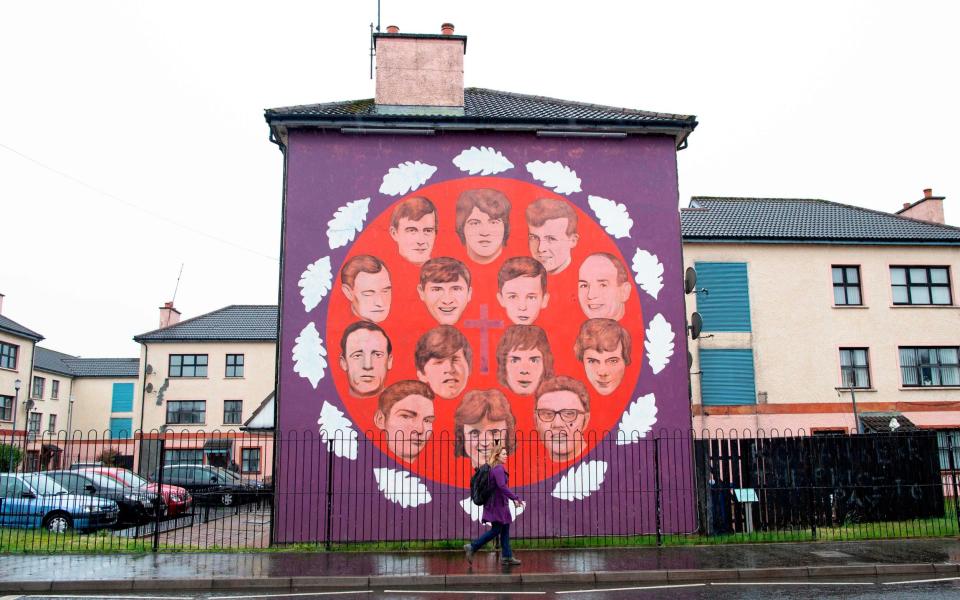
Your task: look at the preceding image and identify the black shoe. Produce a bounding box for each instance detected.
[464,543,475,564]
[501,557,521,566]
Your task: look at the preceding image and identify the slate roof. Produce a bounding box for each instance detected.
[134,305,278,343]
[682,197,960,244]
[860,414,920,434]
[265,88,697,146]
[0,314,44,342]
[34,347,139,378]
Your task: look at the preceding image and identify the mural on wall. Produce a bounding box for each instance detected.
[277,134,691,541]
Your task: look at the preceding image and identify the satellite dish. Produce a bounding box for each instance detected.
[145,364,154,375]
[684,267,698,294]
[687,351,694,367]
[689,312,703,340]
[145,382,154,393]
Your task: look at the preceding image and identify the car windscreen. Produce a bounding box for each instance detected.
[21,473,69,495]
[214,468,241,482]
[86,473,127,492]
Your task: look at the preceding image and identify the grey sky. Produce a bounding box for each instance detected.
[2,1,957,357]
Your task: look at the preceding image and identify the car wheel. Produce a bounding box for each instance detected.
[43,512,73,534]
[221,493,234,507]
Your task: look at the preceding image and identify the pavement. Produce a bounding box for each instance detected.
[1,538,960,593]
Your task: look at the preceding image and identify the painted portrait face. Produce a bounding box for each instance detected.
[497,276,549,325]
[504,347,545,395]
[462,415,508,468]
[418,277,472,325]
[390,212,437,265]
[578,255,630,320]
[462,206,505,264]
[417,349,469,399]
[582,343,627,396]
[376,394,435,461]
[342,268,392,323]
[338,328,393,397]
[535,390,590,462]
[528,217,579,274]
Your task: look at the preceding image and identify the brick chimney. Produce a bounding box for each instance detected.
[374,23,466,112]
[158,301,181,329]
[896,188,946,224]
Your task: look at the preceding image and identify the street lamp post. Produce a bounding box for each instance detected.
[836,371,863,435]
[12,379,22,444]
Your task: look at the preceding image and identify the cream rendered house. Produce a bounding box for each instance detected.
[0,294,43,443]
[681,191,960,441]
[132,304,276,478]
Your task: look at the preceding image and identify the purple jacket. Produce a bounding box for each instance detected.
[482,464,520,524]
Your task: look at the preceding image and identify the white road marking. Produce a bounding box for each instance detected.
[384,591,545,595]
[25,596,193,600]
[556,583,705,594]
[2,595,22,600]
[209,592,372,600]
[883,576,960,585]
[711,582,875,586]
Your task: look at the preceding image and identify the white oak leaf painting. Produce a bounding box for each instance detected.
[373,468,432,508]
[632,248,664,300]
[298,256,333,312]
[379,161,437,196]
[645,313,675,375]
[616,394,658,445]
[292,322,327,388]
[525,160,582,194]
[588,195,633,239]
[452,146,515,175]
[326,198,370,249]
[551,461,608,501]
[317,401,359,460]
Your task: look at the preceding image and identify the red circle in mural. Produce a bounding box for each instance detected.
[327,176,643,487]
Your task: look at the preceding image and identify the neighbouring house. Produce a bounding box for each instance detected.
[132,304,277,479]
[0,293,43,443]
[682,190,960,450]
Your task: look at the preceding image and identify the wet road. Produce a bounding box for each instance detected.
[10,577,960,599]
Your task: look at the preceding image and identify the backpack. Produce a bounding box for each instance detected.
[470,464,495,506]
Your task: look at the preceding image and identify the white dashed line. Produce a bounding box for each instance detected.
[711,582,875,586]
[209,592,372,600]
[384,591,545,595]
[883,576,960,585]
[556,583,706,594]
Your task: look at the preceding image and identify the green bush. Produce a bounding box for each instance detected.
[0,443,22,471]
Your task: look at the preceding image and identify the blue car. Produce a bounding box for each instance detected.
[0,472,118,533]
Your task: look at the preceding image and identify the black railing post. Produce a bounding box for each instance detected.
[948,435,960,534]
[152,436,166,552]
[653,436,663,547]
[804,437,817,540]
[324,438,334,551]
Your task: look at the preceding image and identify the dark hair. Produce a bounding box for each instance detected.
[341,255,389,288]
[418,257,472,288]
[573,318,631,365]
[497,256,547,293]
[454,389,516,456]
[414,325,472,372]
[455,188,511,245]
[525,198,578,236]
[535,375,591,412]
[339,321,392,356]
[378,380,434,420]
[496,325,554,387]
[390,196,436,230]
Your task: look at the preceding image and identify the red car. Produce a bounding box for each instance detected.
[79,467,193,517]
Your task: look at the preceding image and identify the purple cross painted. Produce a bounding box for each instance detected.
[463,304,505,374]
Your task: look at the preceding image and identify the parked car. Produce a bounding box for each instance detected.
[45,470,162,526]
[0,472,118,533]
[154,464,265,506]
[79,467,193,518]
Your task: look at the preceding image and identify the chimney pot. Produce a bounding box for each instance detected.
[386,25,399,33]
[441,23,455,35]
[158,301,181,329]
[903,202,912,209]
[924,188,933,199]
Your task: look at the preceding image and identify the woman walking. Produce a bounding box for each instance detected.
[465,440,524,566]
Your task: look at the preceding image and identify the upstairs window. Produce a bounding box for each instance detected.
[169,354,208,378]
[900,347,960,387]
[31,376,44,399]
[47,414,56,433]
[225,354,244,378]
[832,266,862,305]
[27,412,41,436]
[0,396,12,421]
[891,266,952,305]
[51,380,60,400]
[0,342,17,370]
[839,348,871,388]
